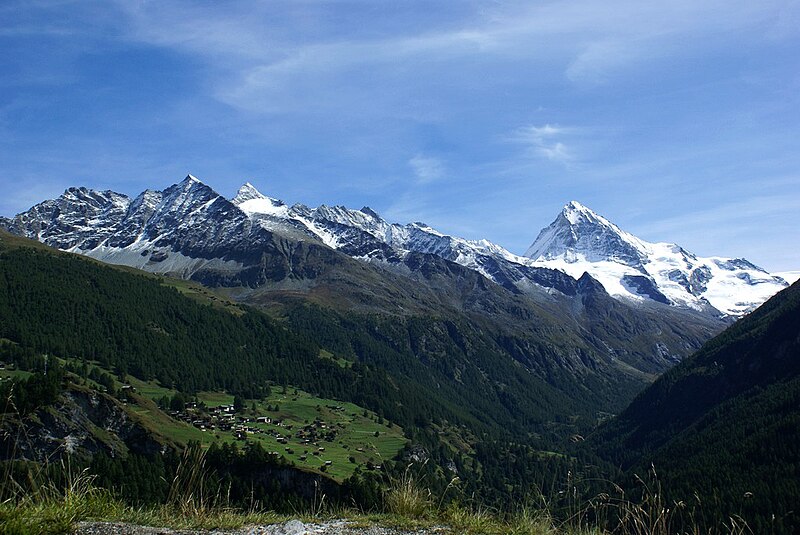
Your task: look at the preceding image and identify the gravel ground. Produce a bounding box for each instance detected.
[74,519,449,535]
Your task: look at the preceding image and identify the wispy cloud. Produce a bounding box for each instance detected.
[112,1,798,112]
[509,124,575,164]
[565,40,646,85]
[408,154,446,184]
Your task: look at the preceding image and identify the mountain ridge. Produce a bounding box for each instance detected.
[220,181,787,316]
[1,175,786,319]
[0,176,731,386]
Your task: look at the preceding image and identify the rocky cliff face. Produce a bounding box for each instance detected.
[0,385,164,463]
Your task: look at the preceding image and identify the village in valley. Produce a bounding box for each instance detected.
[156,387,407,481]
[25,356,410,482]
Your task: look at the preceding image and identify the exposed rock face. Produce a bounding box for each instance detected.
[0,386,162,463]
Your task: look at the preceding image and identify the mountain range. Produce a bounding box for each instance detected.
[0,175,788,319]
[1,174,745,417]
[2,175,798,531]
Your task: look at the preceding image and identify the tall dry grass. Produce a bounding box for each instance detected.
[581,466,752,535]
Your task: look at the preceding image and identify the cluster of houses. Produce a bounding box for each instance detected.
[169,402,291,439]
[295,417,340,444]
[167,402,351,469]
[163,400,386,473]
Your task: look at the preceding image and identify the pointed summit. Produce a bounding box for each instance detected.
[232,182,267,204]
[162,174,218,204]
[523,201,788,314]
[171,174,215,196]
[359,206,381,219]
[231,182,287,217]
[560,200,605,225]
[524,201,645,266]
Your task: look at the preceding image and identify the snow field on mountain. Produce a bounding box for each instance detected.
[4,176,790,318]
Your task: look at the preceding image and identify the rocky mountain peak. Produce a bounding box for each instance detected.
[158,175,220,212]
[560,200,602,225]
[522,201,788,315]
[232,182,267,204]
[524,201,645,267]
[359,206,381,219]
[232,182,287,217]
[60,186,130,209]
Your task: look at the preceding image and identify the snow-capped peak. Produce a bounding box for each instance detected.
[561,200,601,225]
[231,182,287,217]
[232,182,267,204]
[524,201,647,267]
[359,206,381,219]
[522,201,788,316]
[169,174,215,198]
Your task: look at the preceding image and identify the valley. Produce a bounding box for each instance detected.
[2,0,798,531]
[0,181,797,533]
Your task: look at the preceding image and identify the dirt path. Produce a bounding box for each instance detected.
[74,519,449,535]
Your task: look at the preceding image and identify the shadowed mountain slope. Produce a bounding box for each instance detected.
[587,280,800,533]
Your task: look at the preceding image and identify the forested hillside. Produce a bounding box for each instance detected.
[0,232,605,439]
[587,280,800,533]
[0,231,605,510]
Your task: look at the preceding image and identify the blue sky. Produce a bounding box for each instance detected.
[1,1,798,271]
